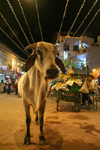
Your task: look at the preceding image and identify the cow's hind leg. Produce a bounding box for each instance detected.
[23,99,31,145]
[39,100,46,145]
[35,112,39,125]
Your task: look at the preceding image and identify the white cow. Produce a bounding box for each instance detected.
[18,42,65,145]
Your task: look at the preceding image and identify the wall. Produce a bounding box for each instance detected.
[82,36,94,45]
[88,45,100,70]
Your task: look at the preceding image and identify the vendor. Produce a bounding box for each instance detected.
[82,75,98,105]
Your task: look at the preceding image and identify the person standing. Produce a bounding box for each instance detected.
[15,77,18,95]
[98,75,100,96]
[8,77,11,94]
[0,80,4,93]
[82,75,98,105]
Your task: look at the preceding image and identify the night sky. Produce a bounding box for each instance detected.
[0,0,100,61]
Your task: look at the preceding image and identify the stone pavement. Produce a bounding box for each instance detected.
[0,93,100,150]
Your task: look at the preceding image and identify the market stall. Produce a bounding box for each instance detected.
[52,78,83,112]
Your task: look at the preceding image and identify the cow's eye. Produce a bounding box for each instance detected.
[37,50,42,54]
[37,50,43,62]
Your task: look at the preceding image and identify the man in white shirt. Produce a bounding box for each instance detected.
[8,77,11,94]
[82,75,97,105]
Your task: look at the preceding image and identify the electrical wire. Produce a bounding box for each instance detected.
[56,0,70,43]
[0,43,26,62]
[67,0,86,36]
[81,8,100,36]
[0,13,30,56]
[34,0,43,41]
[73,0,98,37]
[6,0,30,45]
[17,0,35,43]
[0,27,29,57]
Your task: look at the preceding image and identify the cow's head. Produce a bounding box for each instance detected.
[25,42,65,79]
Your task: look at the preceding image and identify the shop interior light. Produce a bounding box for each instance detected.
[93,69,96,72]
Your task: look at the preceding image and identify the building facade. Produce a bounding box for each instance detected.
[0,42,25,82]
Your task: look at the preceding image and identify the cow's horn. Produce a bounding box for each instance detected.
[25,43,37,51]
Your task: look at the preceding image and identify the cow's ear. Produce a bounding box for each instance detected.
[25,54,36,72]
[55,56,65,73]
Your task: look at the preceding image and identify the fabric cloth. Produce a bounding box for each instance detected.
[82,90,94,104]
[82,79,97,104]
[15,79,18,85]
[89,79,98,93]
[8,78,11,84]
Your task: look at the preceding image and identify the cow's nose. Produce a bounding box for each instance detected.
[47,69,59,76]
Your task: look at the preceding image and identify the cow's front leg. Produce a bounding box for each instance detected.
[39,100,46,145]
[23,99,31,145]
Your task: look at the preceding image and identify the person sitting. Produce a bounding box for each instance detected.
[82,75,97,105]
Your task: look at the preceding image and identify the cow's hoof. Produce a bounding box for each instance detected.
[39,140,46,145]
[39,136,46,145]
[23,137,30,145]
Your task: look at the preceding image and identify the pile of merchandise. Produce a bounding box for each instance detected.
[52,79,82,91]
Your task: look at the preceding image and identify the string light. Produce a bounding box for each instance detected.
[67,0,86,36]
[57,0,70,43]
[73,0,98,37]
[17,0,35,43]
[34,0,43,41]
[0,13,30,56]
[81,8,100,36]
[0,27,29,57]
[6,0,30,45]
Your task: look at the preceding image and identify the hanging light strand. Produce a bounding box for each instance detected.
[34,0,43,41]
[73,0,98,37]
[0,13,30,56]
[0,27,29,57]
[56,0,70,43]
[6,0,30,45]
[67,0,86,36]
[17,0,35,43]
[81,8,100,37]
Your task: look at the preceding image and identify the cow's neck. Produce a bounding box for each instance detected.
[27,61,48,89]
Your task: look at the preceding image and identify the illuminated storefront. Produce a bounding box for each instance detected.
[0,43,25,82]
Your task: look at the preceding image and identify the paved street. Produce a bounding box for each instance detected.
[0,93,100,150]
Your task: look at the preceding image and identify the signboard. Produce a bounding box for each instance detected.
[17,67,22,73]
[1,70,13,76]
[1,66,7,70]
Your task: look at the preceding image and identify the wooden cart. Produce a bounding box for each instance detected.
[54,83,82,112]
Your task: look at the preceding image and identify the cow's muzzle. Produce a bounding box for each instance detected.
[46,69,59,79]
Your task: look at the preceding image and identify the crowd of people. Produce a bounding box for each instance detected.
[0,77,19,95]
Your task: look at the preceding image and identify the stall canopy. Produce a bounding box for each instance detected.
[88,48,100,70]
